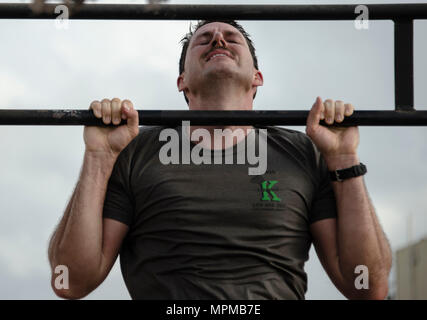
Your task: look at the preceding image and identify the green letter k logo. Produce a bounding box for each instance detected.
[261,180,281,201]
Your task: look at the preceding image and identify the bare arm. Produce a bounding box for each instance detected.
[311,155,392,299]
[48,152,128,299]
[306,97,391,299]
[48,180,77,269]
[48,98,139,299]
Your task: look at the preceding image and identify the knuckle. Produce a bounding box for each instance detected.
[101,103,111,113]
[345,103,354,115]
[324,100,334,110]
[111,99,122,124]
[101,105,111,117]
[89,100,99,108]
[122,99,133,109]
[89,101,101,117]
[102,105,111,123]
[335,102,345,112]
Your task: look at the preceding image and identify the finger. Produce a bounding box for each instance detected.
[121,101,128,120]
[101,98,111,124]
[324,99,335,124]
[344,103,354,116]
[306,96,323,133]
[122,100,139,129]
[335,100,345,123]
[90,100,102,118]
[111,98,122,125]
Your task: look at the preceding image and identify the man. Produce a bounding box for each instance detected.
[48,20,391,299]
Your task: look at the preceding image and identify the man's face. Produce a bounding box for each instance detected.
[177,22,262,100]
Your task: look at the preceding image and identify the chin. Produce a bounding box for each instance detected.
[205,68,237,80]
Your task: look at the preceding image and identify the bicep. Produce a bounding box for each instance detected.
[310,218,348,295]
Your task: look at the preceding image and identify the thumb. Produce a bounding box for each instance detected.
[121,100,139,129]
[306,96,323,132]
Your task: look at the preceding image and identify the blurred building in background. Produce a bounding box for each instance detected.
[396,238,427,299]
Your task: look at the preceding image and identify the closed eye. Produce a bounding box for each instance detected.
[227,39,240,44]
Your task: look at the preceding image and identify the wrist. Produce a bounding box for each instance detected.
[323,154,360,171]
[83,150,118,175]
[84,149,118,163]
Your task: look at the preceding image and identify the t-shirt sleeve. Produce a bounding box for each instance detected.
[308,141,338,225]
[102,142,135,227]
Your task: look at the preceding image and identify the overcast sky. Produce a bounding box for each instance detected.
[0,0,426,300]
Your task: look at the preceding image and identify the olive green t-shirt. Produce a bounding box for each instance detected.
[102,125,337,299]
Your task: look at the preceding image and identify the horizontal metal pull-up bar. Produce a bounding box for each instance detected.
[0,3,427,20]
[1,109,427,126]
[0,3,423,125]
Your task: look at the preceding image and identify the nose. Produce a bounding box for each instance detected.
[211,31,227,48]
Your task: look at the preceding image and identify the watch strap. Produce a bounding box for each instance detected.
[329,162,367,182]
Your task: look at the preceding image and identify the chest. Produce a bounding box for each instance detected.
[130,155,316,235]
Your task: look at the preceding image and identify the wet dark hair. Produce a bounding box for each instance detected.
[179,20,259,104]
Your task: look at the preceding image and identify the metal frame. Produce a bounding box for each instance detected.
[0,2,426,126]
[1,109,427,126]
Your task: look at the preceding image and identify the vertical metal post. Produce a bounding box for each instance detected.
[394,19,414,111]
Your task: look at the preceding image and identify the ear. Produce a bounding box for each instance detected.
[177,73,186,92]
[253,70,264,87]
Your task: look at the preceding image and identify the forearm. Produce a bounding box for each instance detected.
[48,187,77,268]
[50,151,117,289]
[326,155,391,294]
[366,185,392,271]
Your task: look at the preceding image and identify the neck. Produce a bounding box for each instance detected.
[186,88,255,150]
[188,82,253,111]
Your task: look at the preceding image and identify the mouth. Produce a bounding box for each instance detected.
[206,51,233,62]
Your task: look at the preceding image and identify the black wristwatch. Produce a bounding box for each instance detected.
[329,163,367,182]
